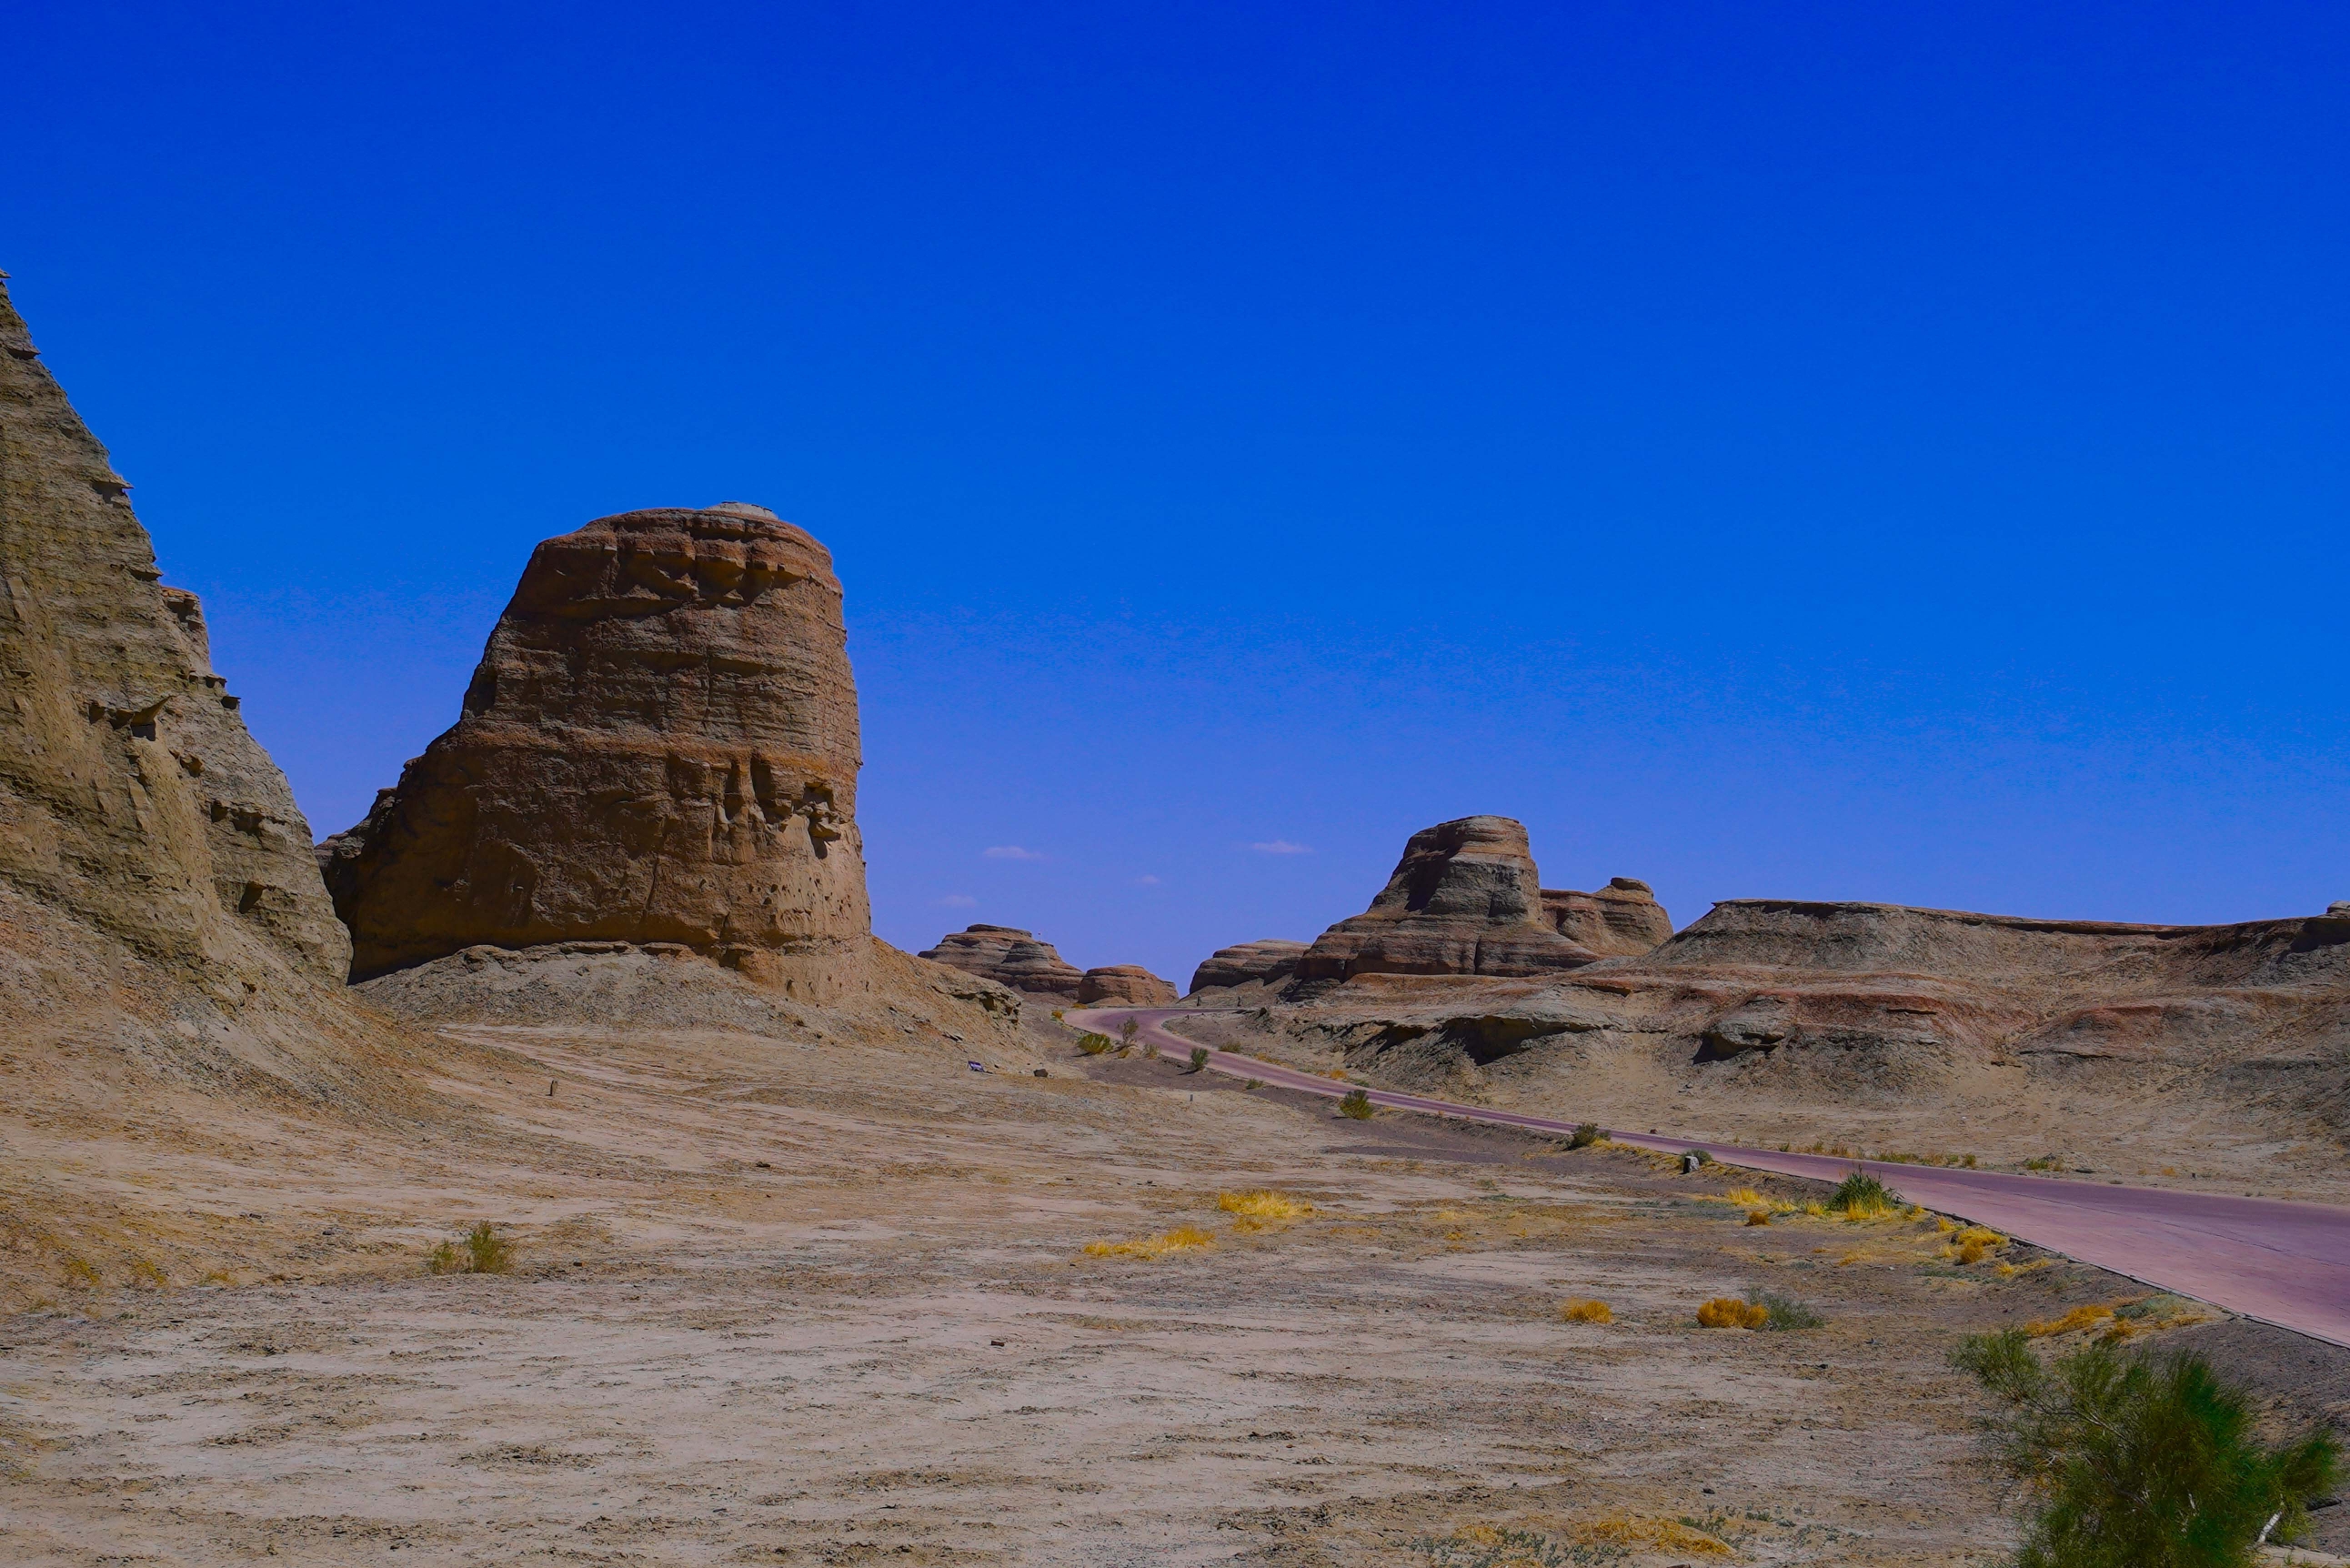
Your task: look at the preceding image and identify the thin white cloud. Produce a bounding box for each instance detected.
[936,893,978,907]
[1250,839,1312,855]
[983,845,1043,861]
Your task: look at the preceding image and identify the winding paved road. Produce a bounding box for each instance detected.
[1070,1006,2350,1349]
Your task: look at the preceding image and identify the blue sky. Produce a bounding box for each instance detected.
[8,1,2346,985]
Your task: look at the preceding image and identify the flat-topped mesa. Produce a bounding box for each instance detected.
[919,925,1084,998]
[0,276,347,987]
[1542,877,1673,957]
[1292,816,1601,986]
[1077,965,1178,1006]
[1190,938,1308,996]
[324,504,869,995]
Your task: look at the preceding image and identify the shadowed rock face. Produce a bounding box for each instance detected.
[920,925,1085,998]
[1077,965,1178,1006]
[325,505,869,992]
[0,277,347,985]
[1293,816,1600,985]
[1542,877,1673,957]
[1190,939,1309,995]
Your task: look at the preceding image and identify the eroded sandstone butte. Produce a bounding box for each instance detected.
[919,925,1085,998]
[1190,939,1309,996]
[1542,877,1672,957]
[1292,816,1601,986]
[326,504,869,996]
[0,276,348,989]
[1076,964,1178,1006]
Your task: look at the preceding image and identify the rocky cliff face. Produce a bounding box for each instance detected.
[1542,877,1672,957]
[1292,816,1600,986]
[1189,939,1308,995]
[919,925,1085,998]
[0,276,347,987]
[324,505,869,998]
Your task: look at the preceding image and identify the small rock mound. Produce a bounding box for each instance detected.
[1190,939,1309,995]
[1294,816,1600,985]
[1542,877,1673,957]
[1077,965,1178,1006]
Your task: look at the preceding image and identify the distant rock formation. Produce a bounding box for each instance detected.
[1190,939,1309,995]
[1077,965,1178,1006]
[0,276,348,987]
[920,925,1085,998]
[1293,816,1600,986]
[324,504,869,999]
[1542,877,1672,957]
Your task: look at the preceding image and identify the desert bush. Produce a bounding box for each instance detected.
[1339,1088,1374,1120]
[426,1240,461,1275]
[1828,1170,1898,1218]
[1188,1046,1210,1072]
[1951,1225,2008,1265]
[1219,1191,1313,1221]
[1687,1148,1714,1165]
[1082,1225,1215,1261]
[1753,1290,1822,1330]
[1743,1209,1772,1226]
[1697,1297,1770,1329]
[1560,1298,1613,1323]
[1567,1121,1602,1150]
[1076,1031,1113,1055]
[1953,1329,2339,1567]
[427,1221,512,1276]
[1118,1018,1140,1048]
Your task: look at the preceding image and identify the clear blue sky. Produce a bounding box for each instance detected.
[8,2,2346,985]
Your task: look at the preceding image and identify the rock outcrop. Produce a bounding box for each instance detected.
[324,504,869,999]
[1292,817,1600,986]
[1542,877,1673,957]
[1077,965,1178,1006]
[0,275,348,987]
[920,925,1085,998]
[1189,939,1309,995]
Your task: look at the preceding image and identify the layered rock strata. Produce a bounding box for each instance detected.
[325,504,869,999]
[0,276,347,987]
[1189,939,1309,995]
[1292,816,1600,986]
[1542,877,1672,957]
[920,925,1085,998]
[1077,965,1179,1006]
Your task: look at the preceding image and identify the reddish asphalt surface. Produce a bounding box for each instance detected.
[1070,1006,2350,1349]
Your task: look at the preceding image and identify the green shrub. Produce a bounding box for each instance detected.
[1187,1046,1210,1073]
[1828,1169,1896,1215]
[1688,1148,1714,1165]
[1953,1330,2338,1567]
[1076,1032,1113,1055]
[425,1240,461,1275]
[1339,1088,1373,1121]
[1567,1121,1602,1150]
[1753,1290,1822,1331]
[463,1221,512,1274]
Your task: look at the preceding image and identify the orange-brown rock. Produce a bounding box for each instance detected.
[1190,939,1309,995]
[325,504,868,997]
[1542,877,1673,957]
[0,276,348,987]
[1077,964,1178,1006]
[919,925,1085,998]
[1293,816,1600,986]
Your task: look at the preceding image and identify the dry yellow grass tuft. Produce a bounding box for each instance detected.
[2024,1302,2116,1337]
[1571,1514,1733,1555]
[1743,1209,1772,1226]
[1696,1297,1769,1329]
[1559,1298,1613,1323]
[1082,1225,1216,1261]
[1947,1224,2008,1265]
[1218,1191,1313,1221]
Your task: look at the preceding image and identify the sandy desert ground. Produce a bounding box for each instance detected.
[6,1002,2345,1568]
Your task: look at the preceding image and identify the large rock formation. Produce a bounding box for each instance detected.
[1077,965,1178,1006]
[0,275,347,988]
[1292,817,1601,986]
[1542,877,1672,957]
[920,925,1085,998]
[324,504,869,998]
[1190,939,1309,995]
